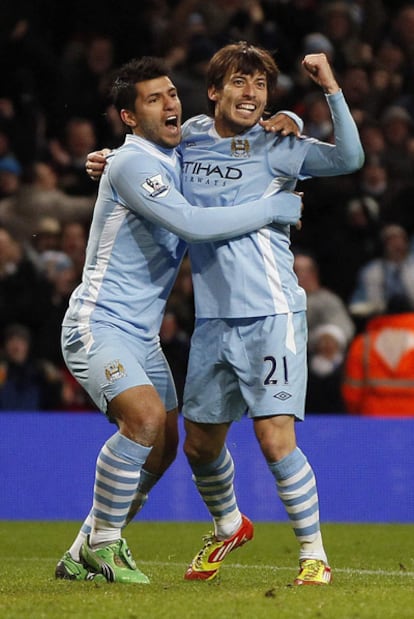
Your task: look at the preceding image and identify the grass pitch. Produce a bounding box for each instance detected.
[0,521,413,619]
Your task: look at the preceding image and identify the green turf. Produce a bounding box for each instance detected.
[0,521,413,619]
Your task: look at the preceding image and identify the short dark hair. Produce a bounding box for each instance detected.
[206,41,279,115]
[110,57,170,113]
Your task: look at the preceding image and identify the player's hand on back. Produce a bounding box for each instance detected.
[85,148,111,180]
[259,113,301,137]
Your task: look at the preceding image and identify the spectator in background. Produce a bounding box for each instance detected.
[367,59,404,120]
[171,35,217,121]
[0,6,61,163]
[354,158,395,214]
[58,33,116,143]
[313,158,390,302]
[388,4,414,92]
[342,297,414,417]
[359,120,386,161]
[0,155,22,201]
[0,122,18,164]
[350,156,414,242]
[32,249,96,412]
[339,64,371,126]
[48,117,99,197]
[380,104,414,184]
[60,221,88,285]
[0,225,52,340]
[0,323,62,411]
[306,323,347,414]
[319,1,372,73]
[323,195,382,303]
[0,160,94,243]
[30,217,62,256]
[293,251,355,345]
[349,223,414,319]
[35,251,77,366]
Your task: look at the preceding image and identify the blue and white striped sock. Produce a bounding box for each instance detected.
[89,432,152,548]
[268,447,328,563]
[191,446,242,540]
[69,467,158,558]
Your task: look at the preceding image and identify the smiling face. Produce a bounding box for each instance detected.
[208,70,268,137]
[205,42,279,138]
[121,76,182,149]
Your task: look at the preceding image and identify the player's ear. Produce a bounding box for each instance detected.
[120,109,137,128]
[207,86,218,102]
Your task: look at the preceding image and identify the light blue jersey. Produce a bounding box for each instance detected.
[63,134,301,342]
[63,135,185,342]
[62,134,301,411]
[182,91,363,422]
[181,91,364,318]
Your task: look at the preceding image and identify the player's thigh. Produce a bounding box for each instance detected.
[62,325,176,415]
[236,312,308,420]
[182,318,246,423]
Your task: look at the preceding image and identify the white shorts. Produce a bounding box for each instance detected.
[61,323,178,415]
[182,312,307,423]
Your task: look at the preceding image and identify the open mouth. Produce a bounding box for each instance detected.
[236,103,256,113]
[165,115,178,127]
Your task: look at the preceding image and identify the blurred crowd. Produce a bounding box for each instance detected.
[1,0,414,415]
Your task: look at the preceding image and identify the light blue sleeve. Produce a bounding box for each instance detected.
[108,153,302,243]
[300,90,365,177]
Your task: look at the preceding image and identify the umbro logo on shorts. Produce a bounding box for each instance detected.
[273,391,292,400]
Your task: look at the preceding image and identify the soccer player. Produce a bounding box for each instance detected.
[179,44,363,585]
[84,45,363,585]
[54,56,303,584]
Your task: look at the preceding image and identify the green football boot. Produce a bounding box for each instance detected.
[81,537,150,584]
[55,551,107,582]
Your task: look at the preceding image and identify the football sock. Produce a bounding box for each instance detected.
[190,445,242,540]
[89,431,152,548]
[68,511,93,561]
[68,463,160,558]
[138,468,160,495]
[125,468,160,524]
[268,446,328,563]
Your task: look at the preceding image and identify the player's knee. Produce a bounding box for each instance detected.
[183,437,220,465]
[116,401,167,445]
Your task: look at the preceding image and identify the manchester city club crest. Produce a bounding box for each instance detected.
[231,138,250,158]
[104,360,127,383]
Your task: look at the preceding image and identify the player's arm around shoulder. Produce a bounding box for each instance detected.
[107,147,172,210]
